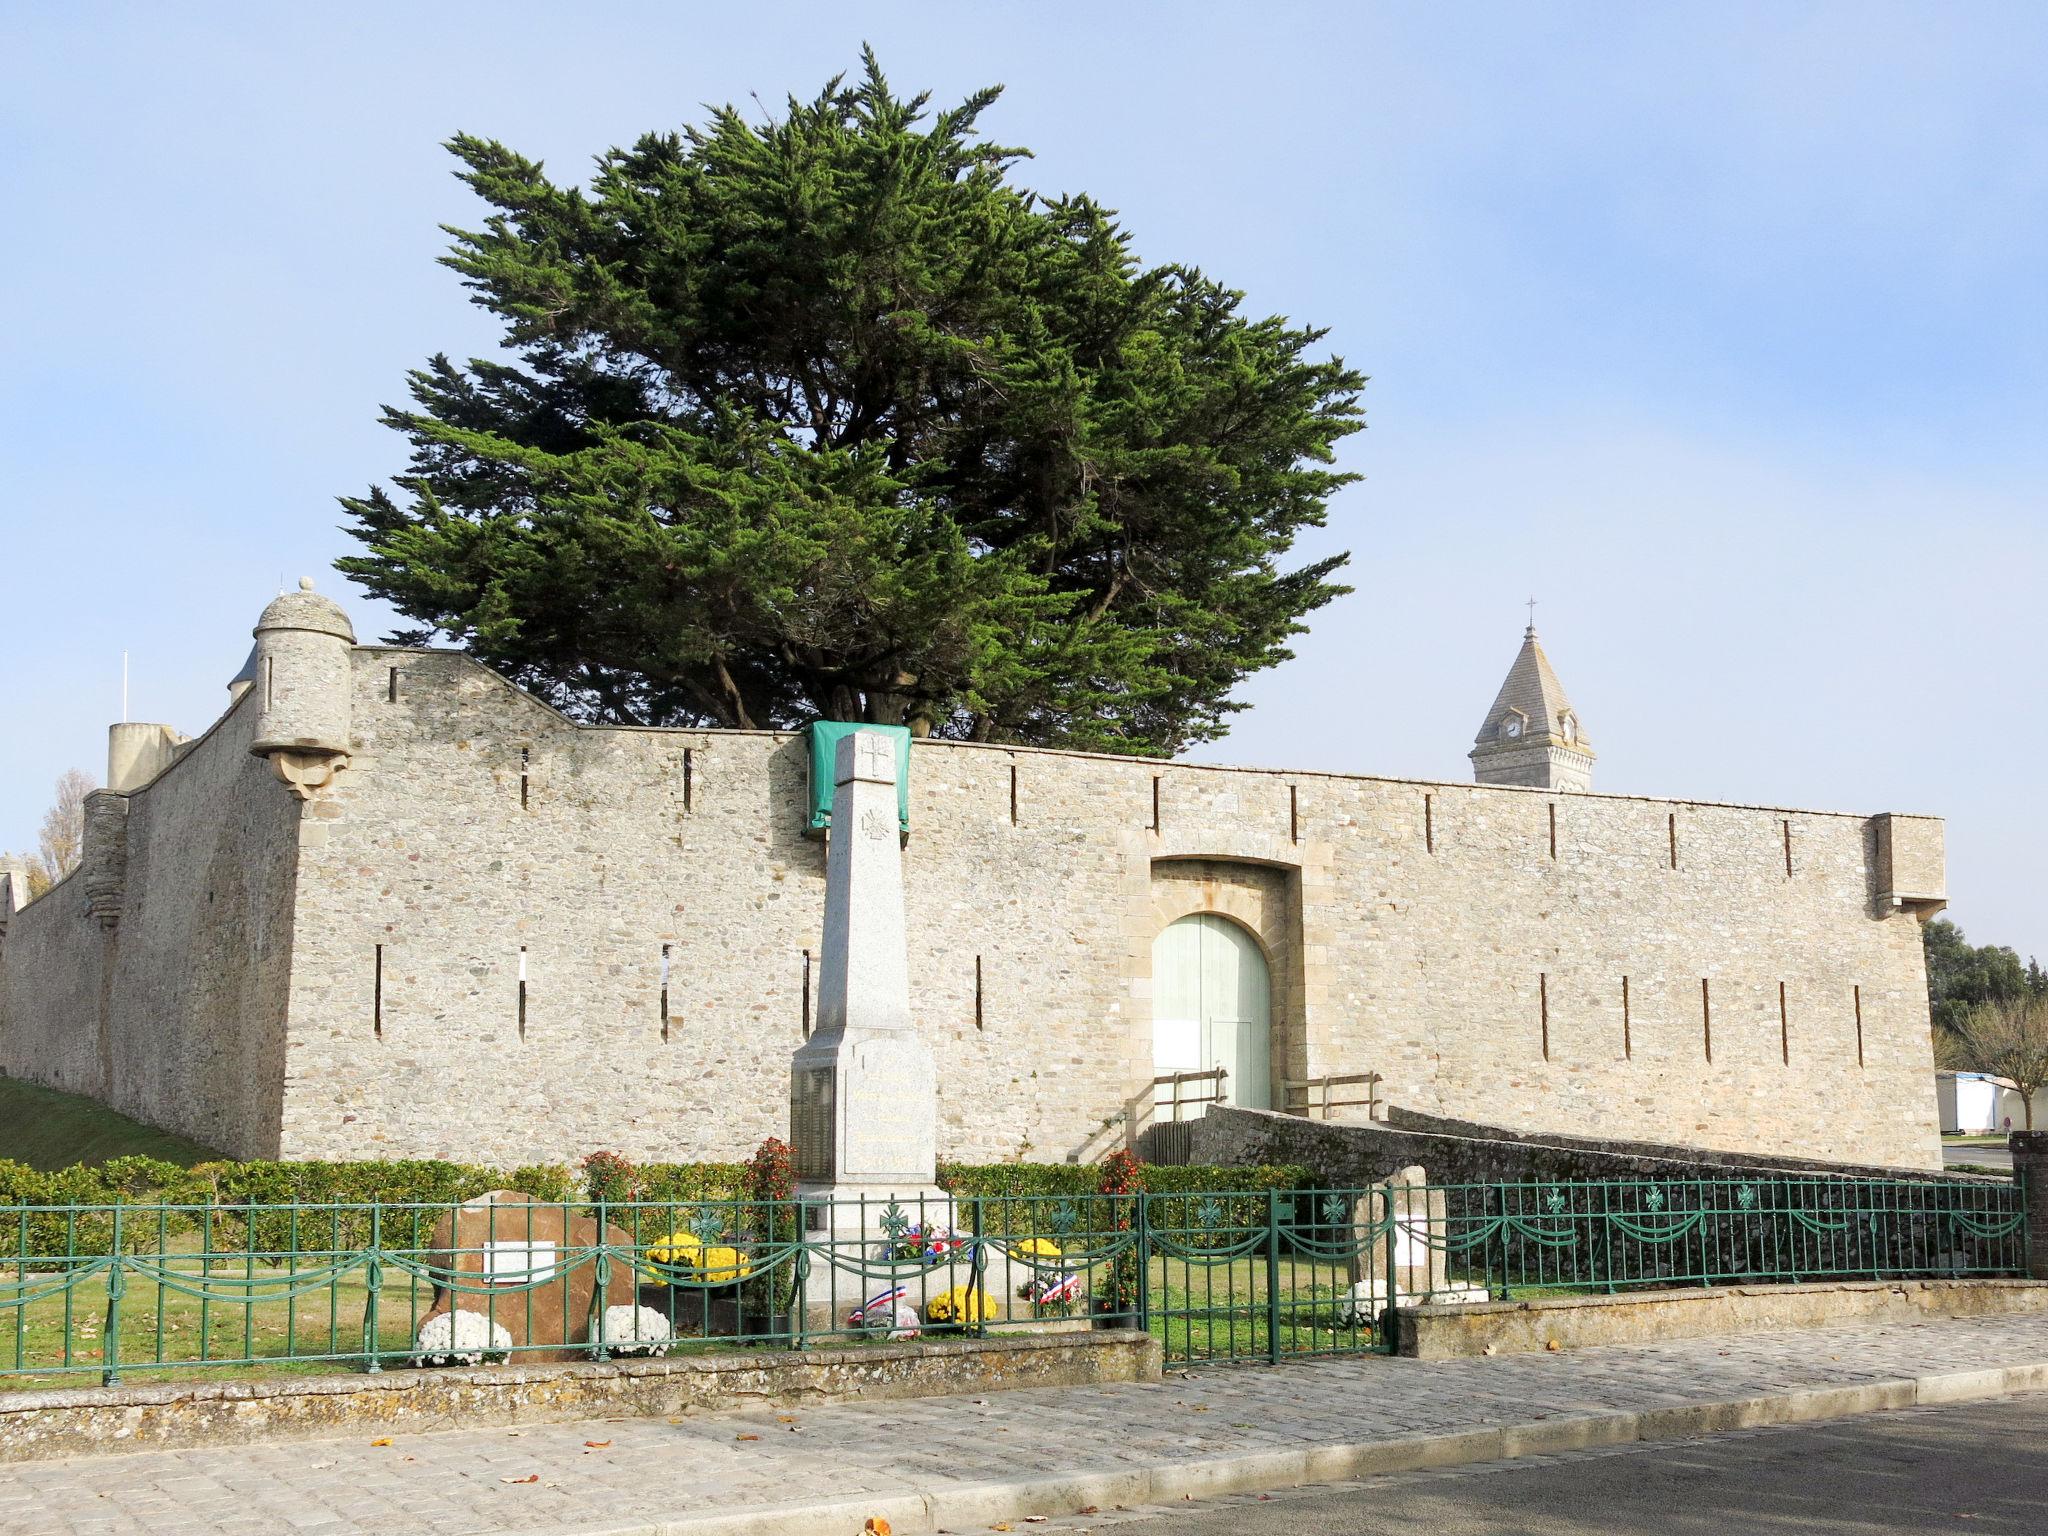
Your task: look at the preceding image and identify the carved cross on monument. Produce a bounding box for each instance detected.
[789,728,945,1236]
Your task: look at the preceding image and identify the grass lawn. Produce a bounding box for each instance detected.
[1,1247,1397,1390]
[0,1075,224,1171]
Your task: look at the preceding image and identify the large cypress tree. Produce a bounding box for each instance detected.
[339,51,1364,753]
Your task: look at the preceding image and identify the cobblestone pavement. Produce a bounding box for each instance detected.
[8,1315,2048,1536]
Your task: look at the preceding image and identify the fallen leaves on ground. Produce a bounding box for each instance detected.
[500,1474,539,1485]
[736,1433,761,1441]
[863,1520,892,1535]
[584,1440,611,1448]
[369,1438,393,1447]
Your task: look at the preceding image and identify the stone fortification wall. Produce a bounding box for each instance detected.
[1189,1105,1973,1190]
[0,868,104,1096]
[275,647,1941,1170]
[0,696,300,1157]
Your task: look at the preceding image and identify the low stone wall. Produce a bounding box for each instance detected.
[1191,1105,1986,1188]
[0,1329,1162,1463]
[1379,1105,1967,1180]
[1398,1278,2048,1360]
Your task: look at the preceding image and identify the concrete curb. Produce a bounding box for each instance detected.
[515,1360,2048,1536]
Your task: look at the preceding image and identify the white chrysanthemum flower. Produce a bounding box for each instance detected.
[601,1304,674,1357]
[411,1308,513,1366]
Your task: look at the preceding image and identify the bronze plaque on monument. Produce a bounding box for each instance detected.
[791,1067,835,1181]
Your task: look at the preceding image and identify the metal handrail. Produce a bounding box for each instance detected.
[1122,1068,1231,1148]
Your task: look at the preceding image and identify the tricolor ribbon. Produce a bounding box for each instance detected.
[848,1285,908,1324]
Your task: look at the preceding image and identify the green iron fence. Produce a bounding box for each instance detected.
[1384,1176,2027,1301]
[0,1175,2025,1383]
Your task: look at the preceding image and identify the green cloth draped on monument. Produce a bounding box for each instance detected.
[804,721,911,836]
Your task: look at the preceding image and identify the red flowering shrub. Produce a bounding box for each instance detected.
[746,1137,794,1203]
[580,1150,639,1204]
[1098,1149,1146,1315]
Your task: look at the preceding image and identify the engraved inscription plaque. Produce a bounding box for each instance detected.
[838,1036,936,1180]
[791,1067,835,1182]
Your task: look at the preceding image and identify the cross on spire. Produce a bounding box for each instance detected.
[1525,595,1538,635]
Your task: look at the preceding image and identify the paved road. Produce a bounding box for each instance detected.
[1041,1392,2048,1533]
[1942,1142,2014,1170]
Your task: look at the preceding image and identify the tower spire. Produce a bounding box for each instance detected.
[1469,620,1594,792]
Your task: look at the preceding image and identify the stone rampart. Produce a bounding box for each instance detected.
[273,646,1939,1168]
[0,694,298,1157]
[0,635,1947,1170]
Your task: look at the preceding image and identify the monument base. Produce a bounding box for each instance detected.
[796,1182,954,1242]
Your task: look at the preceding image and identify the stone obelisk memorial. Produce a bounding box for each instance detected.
[789,729,947,1237]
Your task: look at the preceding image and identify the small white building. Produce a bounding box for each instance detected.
[1936,1071,2032,1134]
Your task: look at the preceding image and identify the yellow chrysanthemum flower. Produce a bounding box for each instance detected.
[925,1285,995,1325]
[643,1230,754,1284]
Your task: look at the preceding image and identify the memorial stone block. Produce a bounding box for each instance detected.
[418,1191,633,1362]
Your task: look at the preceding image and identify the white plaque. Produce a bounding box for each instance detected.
[482,1239,555,1285]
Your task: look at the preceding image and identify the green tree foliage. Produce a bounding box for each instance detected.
[338,51,1364,754]
[1923,917,2046,1041]
[1936,997,2048,1131]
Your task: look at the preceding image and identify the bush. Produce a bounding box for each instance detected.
[0,1154,1312,1266]
[937,1159,1312,1238]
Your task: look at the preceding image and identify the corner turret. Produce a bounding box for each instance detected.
[250,577,356,800]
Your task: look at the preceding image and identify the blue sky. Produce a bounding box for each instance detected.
[3,3,2044,950]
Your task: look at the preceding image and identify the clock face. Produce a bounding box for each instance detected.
[1502,717,1522,739]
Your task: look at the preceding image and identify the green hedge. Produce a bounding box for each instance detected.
[0,1155,1313,1257]
[937,1160,1313,1237]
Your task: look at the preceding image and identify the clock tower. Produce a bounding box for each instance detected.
[1469,623,1595,792]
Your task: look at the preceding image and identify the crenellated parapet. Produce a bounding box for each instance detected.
[249,578,356,801]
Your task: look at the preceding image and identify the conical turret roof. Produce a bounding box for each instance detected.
[1473,627,1588,749]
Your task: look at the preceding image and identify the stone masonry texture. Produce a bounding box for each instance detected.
[0,629,1945,1168]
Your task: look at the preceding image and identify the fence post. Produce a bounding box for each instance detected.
[969,1196,987,1339]
[101,1204,123,1386]
[1492,1185,1510,1301]
[2014,1132,2048,1280]
[1599,1183,1615,1295]
[363,1204,383,1373]
[1382,1180,1399,1349]
[1134,1192,1151,1338]
[1264,1188,1281,1365]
